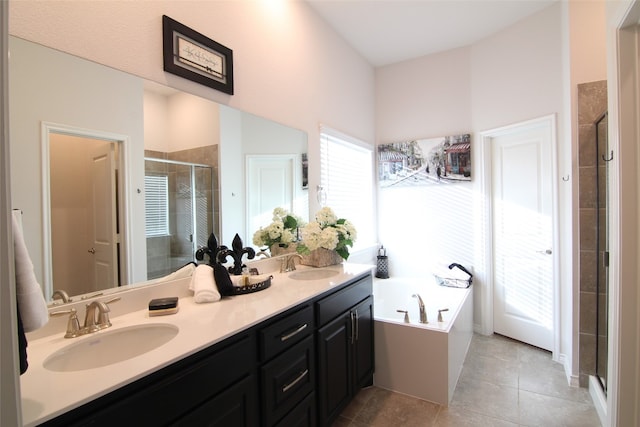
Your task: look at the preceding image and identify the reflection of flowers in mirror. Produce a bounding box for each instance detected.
[252,208,306,249]
[297,207,357,260]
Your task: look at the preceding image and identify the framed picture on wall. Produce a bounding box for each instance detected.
[162,15,234,95]
[378,133,471,187]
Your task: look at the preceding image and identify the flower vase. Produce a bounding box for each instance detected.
[300,248,343,267]
[270,243,298,257]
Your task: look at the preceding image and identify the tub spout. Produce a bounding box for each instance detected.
[412,294,428,324]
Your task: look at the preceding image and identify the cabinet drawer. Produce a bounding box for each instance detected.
[261,335,315,426]
[274,392,316,427]
[172,375,258,427]
[260,304,314,361]
[316,274,372,326]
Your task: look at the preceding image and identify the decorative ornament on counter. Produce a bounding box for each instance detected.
[195,232,234,296]
[195,232,226,267]
[196,232,270,296]
[217,234,256,275]
[375,245,389,279]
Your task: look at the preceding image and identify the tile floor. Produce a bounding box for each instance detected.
[334,333,601,427]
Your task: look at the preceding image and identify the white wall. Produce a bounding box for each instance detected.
[375,2,582,373]
[9,36,148,286]
[8,1,376,219]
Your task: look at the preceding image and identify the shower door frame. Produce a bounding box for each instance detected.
[144,157,214,278]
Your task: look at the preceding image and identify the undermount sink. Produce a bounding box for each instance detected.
[289,269,340,280]
[43,323,179,372]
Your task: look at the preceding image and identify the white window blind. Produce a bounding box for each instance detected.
[145,174,169,237]
[320,127,375,250]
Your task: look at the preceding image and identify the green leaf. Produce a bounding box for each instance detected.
[336,247,349,260]
[296,244,311,255]
[283,215,298,229]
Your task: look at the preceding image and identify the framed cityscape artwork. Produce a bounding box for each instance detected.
[378,134,471,188]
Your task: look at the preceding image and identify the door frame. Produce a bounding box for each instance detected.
[606,1,640,425]
[41,122,132,299]
[478,114,560,359]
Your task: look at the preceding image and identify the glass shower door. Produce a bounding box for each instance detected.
[145,158,213,279]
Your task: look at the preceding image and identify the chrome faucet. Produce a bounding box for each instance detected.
[412,294,428,324]
[281,253,303,273]
[51,289,72,304]
[51,297,120,338]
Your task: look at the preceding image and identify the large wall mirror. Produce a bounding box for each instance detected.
[9,36,308,303]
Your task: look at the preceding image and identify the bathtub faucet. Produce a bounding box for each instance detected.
[412,294,428,324]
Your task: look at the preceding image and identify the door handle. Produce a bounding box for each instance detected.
[536,249,552,255]
[88,248,96,254]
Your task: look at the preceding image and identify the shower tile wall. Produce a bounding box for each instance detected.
[145,146,220,278]
[577,80,607,387]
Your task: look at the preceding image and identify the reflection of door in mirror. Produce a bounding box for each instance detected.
[144,158,215,280]
[49,132,122,298]
[246,155,298,243]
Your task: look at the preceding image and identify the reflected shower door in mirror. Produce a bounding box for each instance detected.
[9,36,308,303]
[144,158,215,280]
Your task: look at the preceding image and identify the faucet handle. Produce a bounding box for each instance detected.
[98,297,121,327]
[396,309,410,323]
[51,308,81,338]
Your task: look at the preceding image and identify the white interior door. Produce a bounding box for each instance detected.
[88,141,118,291]
[246,155,295,241]
[491,119,554,351]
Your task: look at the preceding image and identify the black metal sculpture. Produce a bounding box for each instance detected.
[216,234,256,275]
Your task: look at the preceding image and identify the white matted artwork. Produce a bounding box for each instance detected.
[378,134,471,187]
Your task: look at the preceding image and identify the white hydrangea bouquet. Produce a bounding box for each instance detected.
[297,207,357,261]
[252,207,305,250]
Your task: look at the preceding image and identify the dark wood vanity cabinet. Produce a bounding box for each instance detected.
[42,272,373,427]
[316,276,374,427]
[41,333,258,427]
[258,304,315,427]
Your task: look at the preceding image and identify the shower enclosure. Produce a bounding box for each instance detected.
[595,112,609,392]
[144,158,214,279]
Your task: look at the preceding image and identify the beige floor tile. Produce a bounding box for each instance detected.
[337,334,601,427]
[434,405,519,427]
[460,351,519,388]
[518,389,601,427]
[353,387,440,427]
[449,376,519,423]
[340,386,378,420]
[468,334,520,362]
[519,361,593,404]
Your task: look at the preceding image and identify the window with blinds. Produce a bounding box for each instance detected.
[144,174,169,237]
[320,127,375,251]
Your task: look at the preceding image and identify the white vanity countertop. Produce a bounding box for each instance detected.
[21,263,374,426]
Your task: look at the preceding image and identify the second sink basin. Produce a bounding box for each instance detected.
[43,323,179,372]
[289,269,340,280]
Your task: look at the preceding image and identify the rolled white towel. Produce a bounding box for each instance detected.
[12,210,49,332]
[189,264,220,303]
[148,262,196,284]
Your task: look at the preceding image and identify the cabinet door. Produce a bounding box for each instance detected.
[316,312,352,426]
[274,392,316,427]
[172,375,258,427]
[353,296,374,389]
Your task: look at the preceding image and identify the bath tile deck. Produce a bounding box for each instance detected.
[334,333,601,427]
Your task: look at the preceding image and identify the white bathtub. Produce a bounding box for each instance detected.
[373,276,473,405]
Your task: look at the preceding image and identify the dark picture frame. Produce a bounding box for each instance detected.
[162,15,234,95]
